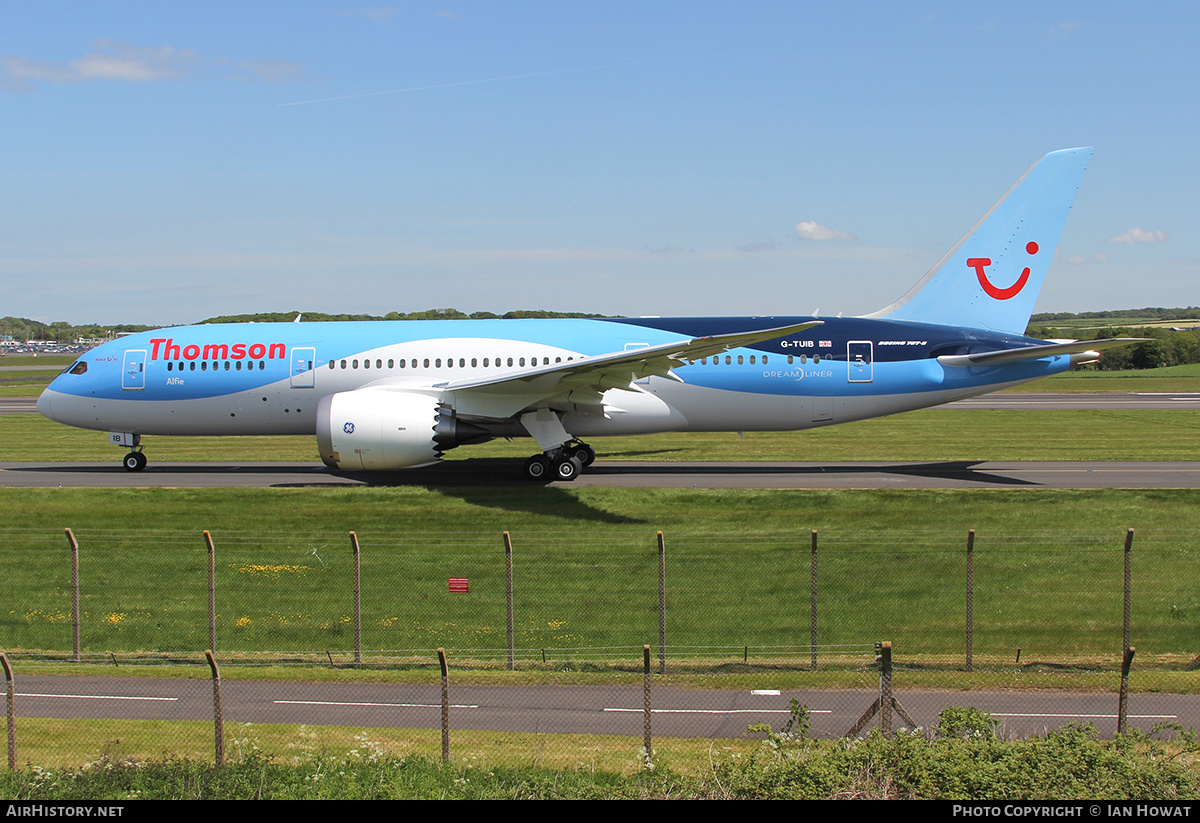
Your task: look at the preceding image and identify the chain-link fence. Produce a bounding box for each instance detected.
[3,526,1197,770]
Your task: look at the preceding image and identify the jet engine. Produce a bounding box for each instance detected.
[316,390,490,470]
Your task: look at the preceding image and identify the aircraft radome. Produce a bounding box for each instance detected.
[39,148,1140,482]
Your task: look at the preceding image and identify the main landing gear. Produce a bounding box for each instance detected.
[523,439,596,482]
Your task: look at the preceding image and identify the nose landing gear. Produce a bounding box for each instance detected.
[110,432,146,472]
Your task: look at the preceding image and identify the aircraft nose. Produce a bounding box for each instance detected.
[36,389,54,420]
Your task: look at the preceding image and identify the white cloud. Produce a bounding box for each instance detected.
[794,221,857,241]
[2,40,298,91]
[1108,227,1168,245]
[2,41,197,89]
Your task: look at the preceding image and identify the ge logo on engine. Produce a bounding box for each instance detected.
[343,422,355,434]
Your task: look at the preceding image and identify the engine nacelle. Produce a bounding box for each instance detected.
[316,390,488,471]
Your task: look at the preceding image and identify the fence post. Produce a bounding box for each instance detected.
[2,654,14,771]
[504,532,515,671]
[657,532,666,674]
[438,648,450,763]
[204,531,216,653]
[642,645,652,767]
[810,530,818,671]
[65,529,80,663]
[966,529,975,672]
[879,641,893,737]
[1118,646,1136,734]
[1123,529,1134,656]
[350,532,362,666]
[205,650,224,767]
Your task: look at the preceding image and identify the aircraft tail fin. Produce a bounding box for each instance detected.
[866,147,1093,334]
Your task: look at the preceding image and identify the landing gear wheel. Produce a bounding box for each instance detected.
[568,442,596,467]
[523,454,552,482]
[123,451,147,472]
[553,455,583,482]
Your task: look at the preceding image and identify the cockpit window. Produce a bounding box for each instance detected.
[64,361,88,376]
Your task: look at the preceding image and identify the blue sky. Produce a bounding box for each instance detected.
[3,2,1196,325]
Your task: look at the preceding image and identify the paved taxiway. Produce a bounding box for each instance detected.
[12,674,1190,739]
[4,459,1200,489]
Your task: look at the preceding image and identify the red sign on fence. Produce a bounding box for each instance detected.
[448,578,469,593]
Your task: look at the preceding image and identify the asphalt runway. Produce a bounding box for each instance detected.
[12,674,1190,739]
[4,459,1200,489]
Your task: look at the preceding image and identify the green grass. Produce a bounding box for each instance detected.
[2,487,1197,664]
[3,722,1197,799]
[0,355,70,396]
[1007,362,1200,393]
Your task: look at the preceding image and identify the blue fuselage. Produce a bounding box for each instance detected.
[39,315,1066,441]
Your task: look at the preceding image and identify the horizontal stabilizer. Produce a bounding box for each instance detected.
[936,338,1148,368]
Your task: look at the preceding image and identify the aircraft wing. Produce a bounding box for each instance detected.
[936,338,1148,368]
[429,320,821,418]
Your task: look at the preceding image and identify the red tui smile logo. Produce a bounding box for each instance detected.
[968,241,1039,300]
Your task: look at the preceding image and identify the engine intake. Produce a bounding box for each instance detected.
[316,390,488,470]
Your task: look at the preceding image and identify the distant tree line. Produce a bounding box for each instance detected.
[0,317,153,343]
[200,309,610,324]
[1031,307,1200,323]
[0,309,610,343]
[1027,323,1200,371]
